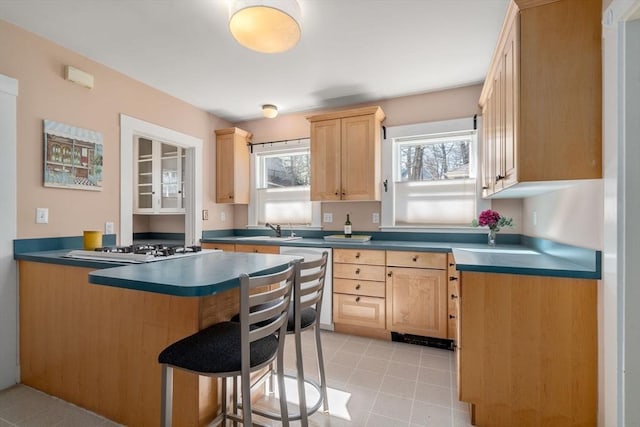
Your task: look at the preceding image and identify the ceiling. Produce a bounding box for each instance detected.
[0,0,509,123]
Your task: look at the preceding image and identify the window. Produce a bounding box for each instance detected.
[249,139,319,227]
[381,117,483,228]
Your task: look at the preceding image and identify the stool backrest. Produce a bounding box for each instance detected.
[296,251,329,314]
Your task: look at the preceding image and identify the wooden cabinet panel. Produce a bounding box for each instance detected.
[458,271,597,426]
[333,248,385,265]
[333,278,385,298]
[308,106,385,201]
[201,242,235,252]
[479,0,601,197]
[386,251,446,270]
[234,244,279,254]
[215,127,251,204]
[333,294,385,329]
[447,253,459,342]
[385,267,447,338]
[310,119,341,201]
[333,263,385,282]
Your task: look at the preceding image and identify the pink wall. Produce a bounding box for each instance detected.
[0,20,232,238]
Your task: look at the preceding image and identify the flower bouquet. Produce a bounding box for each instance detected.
[471,209,513,246]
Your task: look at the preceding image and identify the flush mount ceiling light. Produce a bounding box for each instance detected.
[228,0,302,53]
[262,104,278,118]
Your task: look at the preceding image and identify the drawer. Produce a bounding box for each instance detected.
[333,249,385,265]
[334,263,386,282]
[333,278,385,298]
[333,294,385,329]
[234,244,279,254]
[386,251,447,269]
[201,242,235,252]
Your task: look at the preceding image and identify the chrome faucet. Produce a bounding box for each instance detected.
[265,223,282,237]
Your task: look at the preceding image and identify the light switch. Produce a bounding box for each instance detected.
[36,208,48,224]
[323,213,333,223]
[104,222,114,234]
[372,213,380,224]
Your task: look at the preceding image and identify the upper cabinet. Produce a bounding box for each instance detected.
[480,0,602,198]
[307,106,385,201]
[215,127,251,204]
[134,137,185,214]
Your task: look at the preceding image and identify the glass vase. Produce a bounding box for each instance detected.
[488,228,497,246]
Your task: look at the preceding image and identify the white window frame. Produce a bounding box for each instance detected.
[247,139,321,229]
[381,116,489,231]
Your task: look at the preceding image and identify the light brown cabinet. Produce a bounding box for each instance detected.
[385,251,447,339]
[201,242,236,252]
[458,271,597,426]
[480,0,601,197]
[333,249,386,334]
[234,244,279,254]
[446,254,459,342]
[307,106,385,201]
[215,127,251,204]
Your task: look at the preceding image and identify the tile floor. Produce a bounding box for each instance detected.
[0,331,472,426]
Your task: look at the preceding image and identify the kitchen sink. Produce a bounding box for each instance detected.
[458,247,539,255]
[236,236,303,241]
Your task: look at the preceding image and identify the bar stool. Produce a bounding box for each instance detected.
[233,251,330,425]
[158,264,295,427]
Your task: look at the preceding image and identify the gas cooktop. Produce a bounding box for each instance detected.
[65,244,217,263]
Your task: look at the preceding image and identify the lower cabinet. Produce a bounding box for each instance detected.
[385,251,447,339]
[201,242,235,251]
[447,253,460,342]
[234,243,279,254]
[333,249,386,335]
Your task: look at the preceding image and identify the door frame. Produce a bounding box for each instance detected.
[120,115,202,246]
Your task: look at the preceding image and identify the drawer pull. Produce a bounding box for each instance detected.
[449,314,456,319]
[449,276,458,281]
[355,268,360,275]
[355,252,361,259]
[355,284,361,290]
[449,262,455,267]
[253,249,259,253]
[355,296,361,302]
[412,256,418,262]
[387,271,392,277]
[451,294,458,299]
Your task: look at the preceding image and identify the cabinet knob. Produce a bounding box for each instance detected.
[229,194,234,199]
[449,262,455,267]
[355,296,360,302]
[387,271,392,277]
[449,314,456,319]
[495,174,505,182]
[253,249,258,253]
[482,185,489,190]
[412,255,418,262]
[355,252,361,259]
[449,276,458,281]
[335,191,339,196]
[451,294,458,299]
[355,268,360,275]
[355,284,361,290]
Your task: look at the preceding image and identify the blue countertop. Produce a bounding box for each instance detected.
[203,235,601,280]
[88,251,300,297]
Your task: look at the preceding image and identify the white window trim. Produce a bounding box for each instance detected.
[381,116,489,230]
[247,140,321,229]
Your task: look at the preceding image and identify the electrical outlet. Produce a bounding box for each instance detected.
[220,211,226,222]
[104,222,114,234]
[372,212,380,224]
[36,208,48,224]
[202,209,209,220]
[323,213,333,223]
[533,211,537,227]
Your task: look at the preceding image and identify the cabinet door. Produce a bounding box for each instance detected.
[341,114,379,201]
[333,294,385,329]
[501,20,518,189]
[310,119,341,201]
[216,133,236,203]
[135,137,154,212]
[482,88,494,197]
[160,143,183,210]
[386,267,447,338]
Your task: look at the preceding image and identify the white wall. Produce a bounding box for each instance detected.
[522,180,603,250]
[0,74,18,389]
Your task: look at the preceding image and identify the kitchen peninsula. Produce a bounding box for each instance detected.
[16,250,299,427]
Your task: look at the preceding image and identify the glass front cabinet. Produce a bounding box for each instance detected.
[134,137,185,214]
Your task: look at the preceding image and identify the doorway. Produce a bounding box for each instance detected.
[119,115,202,246]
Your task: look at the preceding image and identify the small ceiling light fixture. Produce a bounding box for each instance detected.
[262,104,278,118]
[228,0,302,53]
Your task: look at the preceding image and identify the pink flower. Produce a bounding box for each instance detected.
[478,209,501,228]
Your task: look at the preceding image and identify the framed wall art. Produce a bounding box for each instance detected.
[43,119,103,191]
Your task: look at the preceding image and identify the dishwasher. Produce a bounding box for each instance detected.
[279,246,333,330]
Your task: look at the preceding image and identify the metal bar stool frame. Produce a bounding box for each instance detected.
[158,263,296,427]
